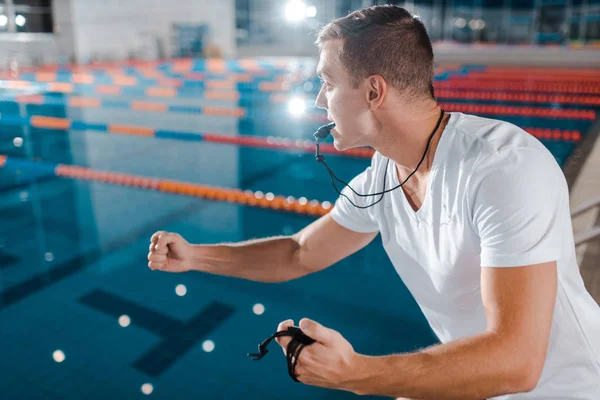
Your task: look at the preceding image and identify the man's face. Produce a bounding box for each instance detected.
[315,40,374,151]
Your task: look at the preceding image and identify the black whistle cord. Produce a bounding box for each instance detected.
[314,109,445,210]
[248,326,316,382]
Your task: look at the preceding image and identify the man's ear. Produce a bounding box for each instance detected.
[366,75,387,109]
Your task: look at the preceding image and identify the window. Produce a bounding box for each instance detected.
[14,0,51,5]
[1,0,53,33]
[14,10,53,32]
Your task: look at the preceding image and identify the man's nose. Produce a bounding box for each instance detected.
[315,85,327,110]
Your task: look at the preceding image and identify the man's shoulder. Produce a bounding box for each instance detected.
[445,113,564,197]
[450,113,553,166]
[453,113,531,150]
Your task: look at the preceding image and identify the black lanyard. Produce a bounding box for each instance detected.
[248,326,316,382]
[314,109,445,209]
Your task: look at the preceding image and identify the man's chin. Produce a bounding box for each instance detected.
[333,138,360,152]
[332,139,346,151]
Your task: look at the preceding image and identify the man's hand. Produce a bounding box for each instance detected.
[275,318,359,391]
[148,231,193,273]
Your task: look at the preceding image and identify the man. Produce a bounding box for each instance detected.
[147,5,600,399]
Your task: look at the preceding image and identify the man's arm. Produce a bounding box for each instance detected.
[346,261,557,400]
[186,214,378,282]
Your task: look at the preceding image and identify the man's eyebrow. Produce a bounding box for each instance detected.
[317,69,332,79]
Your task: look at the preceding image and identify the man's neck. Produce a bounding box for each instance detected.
[372,104,448,179]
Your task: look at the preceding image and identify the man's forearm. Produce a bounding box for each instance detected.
[190,236,307,282]
[347,331,533,400]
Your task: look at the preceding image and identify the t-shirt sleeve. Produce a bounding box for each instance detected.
[328,155,381,234]
[470,147,567,267]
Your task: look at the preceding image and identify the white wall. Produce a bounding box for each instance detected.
[53,0,76,63]
[0,34,60,69]
[70,0,236,63]
[0,0,236,68]
[0,0,73,69]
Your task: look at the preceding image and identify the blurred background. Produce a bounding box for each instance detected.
[0,1,598,399]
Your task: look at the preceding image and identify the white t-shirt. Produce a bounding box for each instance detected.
[330,112,600,399]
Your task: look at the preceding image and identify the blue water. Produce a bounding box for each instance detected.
[0,64,598,400]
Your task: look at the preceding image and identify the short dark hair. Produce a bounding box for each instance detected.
[316,5,435,100]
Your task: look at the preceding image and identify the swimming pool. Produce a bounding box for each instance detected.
[0,60,598,399]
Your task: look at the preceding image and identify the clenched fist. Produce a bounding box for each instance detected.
[148,231,193,273]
